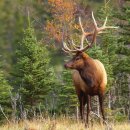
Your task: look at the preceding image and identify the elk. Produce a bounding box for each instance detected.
[63,12,118,127]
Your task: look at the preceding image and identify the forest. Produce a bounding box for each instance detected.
[0,0,130,130]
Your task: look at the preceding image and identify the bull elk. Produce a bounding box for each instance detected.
[62,12,118,127]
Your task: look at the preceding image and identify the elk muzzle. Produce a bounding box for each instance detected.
[64,60,74,69]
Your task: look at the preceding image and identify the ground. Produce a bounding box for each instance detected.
[0,117,130,130]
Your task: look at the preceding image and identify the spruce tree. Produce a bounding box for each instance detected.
[11,26,55,114]
[116,0,130,120]
[116,0,130,73]
[58,69,78,114]
[0,63,12,122]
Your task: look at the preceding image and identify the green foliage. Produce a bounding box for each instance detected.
[11,26,55,113]
[0,71,11,104]
[0,64,12,121]
[116,1,130,73]
[114,112,127,122]
[58,69,78,114]
[113,2,130,120]
[0,0,129,123]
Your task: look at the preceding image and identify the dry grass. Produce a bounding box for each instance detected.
[0,117,130,130]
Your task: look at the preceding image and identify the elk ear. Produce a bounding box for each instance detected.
[82,52,89,59]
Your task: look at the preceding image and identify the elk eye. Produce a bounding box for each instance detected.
[75,57,80,61]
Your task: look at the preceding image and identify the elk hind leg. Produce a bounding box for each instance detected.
[98,94,105,124]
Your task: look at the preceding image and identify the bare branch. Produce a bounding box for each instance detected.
[0,105,11,124]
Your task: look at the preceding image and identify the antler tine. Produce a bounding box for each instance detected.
[62,24,79,53]
[92,12,119,31]
[79,17,85,49]
[103,16,108,27]
[92,11,98,30]
[62,41,78,53]
[63,42,71,51]
[91,12,118,44]
[101,16,118,31]
[79,17,85,34]
[71,39,80,49]
[91,12,99,44]
[62,48,70,53]
[79,17,91,51]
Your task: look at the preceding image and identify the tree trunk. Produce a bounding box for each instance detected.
[97,96,100,116]
[108,91,111,109]
[76,102,79,121]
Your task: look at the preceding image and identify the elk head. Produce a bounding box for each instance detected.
[63,12,118,70]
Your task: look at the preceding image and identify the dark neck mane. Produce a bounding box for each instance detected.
[78,58,99,88]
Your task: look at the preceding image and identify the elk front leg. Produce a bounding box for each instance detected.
[85,95,91,127]
[79,95,86,121]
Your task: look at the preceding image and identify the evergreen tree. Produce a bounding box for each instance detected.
[116,0,130,73]
[0,62,12,122]
[58,69,78,114]
[115,0,130,120]
[11,25,55,115]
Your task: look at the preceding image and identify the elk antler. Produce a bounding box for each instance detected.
[91,11,118,44]
[62,17,93,53]
[62,12,118,53]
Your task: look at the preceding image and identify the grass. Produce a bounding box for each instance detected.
[0,117,130,130]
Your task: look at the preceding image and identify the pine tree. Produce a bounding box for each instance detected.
[11,25,55,115]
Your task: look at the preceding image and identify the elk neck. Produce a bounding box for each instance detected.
[76,53,97,88]
[76,52,91,72]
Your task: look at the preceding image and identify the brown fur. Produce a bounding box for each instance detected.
[64,51,107,126]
